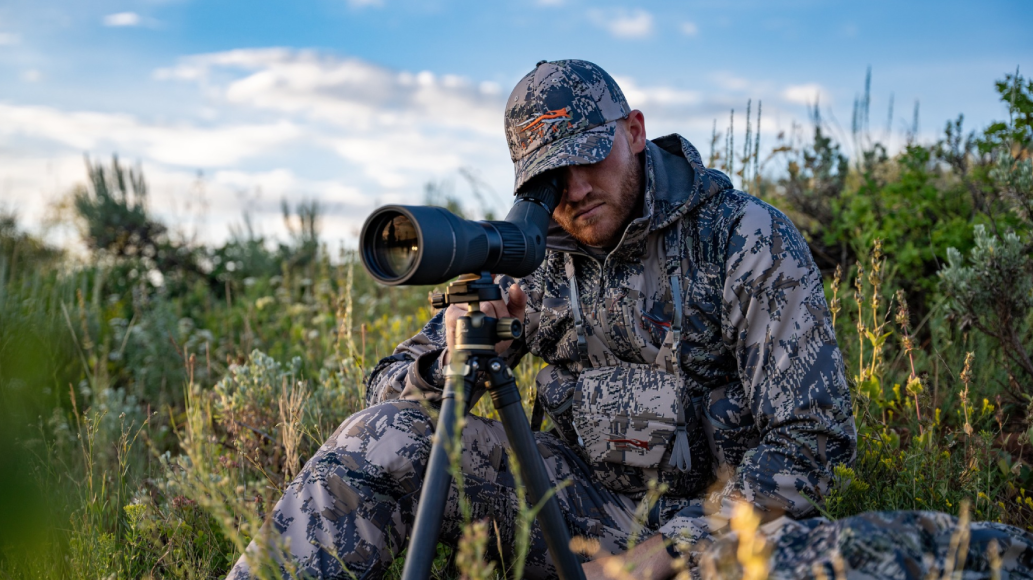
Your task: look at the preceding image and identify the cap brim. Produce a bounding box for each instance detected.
[513,121,617,193]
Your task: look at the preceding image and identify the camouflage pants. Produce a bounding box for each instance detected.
[708,511,1033,579]
[226,399,685,580]
[227,399,1033,580]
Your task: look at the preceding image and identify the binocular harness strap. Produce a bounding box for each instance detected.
[664,223,692,472]
[564,256,591,367]
[563,223,694,472]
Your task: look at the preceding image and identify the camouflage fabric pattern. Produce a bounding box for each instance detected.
[226,399,691,580]
[505,59,629,192]
[700,511,1033,579]
[572,364,705,471]
[366,134,856,554]
[228,131,1033,578]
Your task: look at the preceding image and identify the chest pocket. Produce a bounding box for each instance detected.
[573,364,694,469]
[638,295,675,352]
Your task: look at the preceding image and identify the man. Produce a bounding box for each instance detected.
[228,60,1030,580]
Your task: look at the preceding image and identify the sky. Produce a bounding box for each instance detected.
[1,0,1031,250]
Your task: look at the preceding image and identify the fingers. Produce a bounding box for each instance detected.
[482,300,513,321]
[444,304,464,347]
[507,283,527,318]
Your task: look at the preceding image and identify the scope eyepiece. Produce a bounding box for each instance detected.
[360,172,562,286]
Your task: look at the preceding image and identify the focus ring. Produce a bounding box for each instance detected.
[491,221,528,272]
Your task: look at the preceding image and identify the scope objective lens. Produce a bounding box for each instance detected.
[374,214,419,278]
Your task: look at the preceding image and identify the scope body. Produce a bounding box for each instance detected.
[360,175,561,286]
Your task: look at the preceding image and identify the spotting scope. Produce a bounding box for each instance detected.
[359,174,562,285]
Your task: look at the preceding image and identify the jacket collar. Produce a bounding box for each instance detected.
[545,133,731,256]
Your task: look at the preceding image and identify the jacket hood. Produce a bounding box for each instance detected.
[545,133,732,254]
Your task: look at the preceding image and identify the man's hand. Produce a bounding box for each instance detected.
[581,535,676,580]
[442,282,527,365]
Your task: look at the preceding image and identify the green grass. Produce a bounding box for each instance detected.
[2,71,1032,579]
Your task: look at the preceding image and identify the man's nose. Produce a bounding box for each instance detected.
[563,166,591,204]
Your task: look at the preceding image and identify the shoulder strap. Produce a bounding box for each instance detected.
[564,254,591,367]
[530,392,545,431]
[661,224,685,378]
[664,221,694,473]
[665,226,684,365]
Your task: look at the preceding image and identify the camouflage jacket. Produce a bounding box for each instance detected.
[365,134,856,549]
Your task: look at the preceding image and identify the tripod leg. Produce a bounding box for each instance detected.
[401,352,475,580]
[486,358,586,580]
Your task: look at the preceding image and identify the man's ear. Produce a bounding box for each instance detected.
[625,109,647,154]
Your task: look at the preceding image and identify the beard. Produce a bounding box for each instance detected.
[559,151,644,248]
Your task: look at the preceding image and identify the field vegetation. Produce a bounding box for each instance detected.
[1,71,1032,578]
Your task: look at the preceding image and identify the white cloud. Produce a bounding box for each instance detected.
[0,103,303,166]
[155,49,522,196]
[331,132,467,188]
[158,49,504,136]
[589,9,654,39]
[0,152,376,249]
[782,83,825,106]
[21,69,41,82]
[536,0,564,5]
[680,21,699,37]
[346,0,383,7]
[0,32,21,45]
[1,49,519,248]
[1,46,823,248]
[0,153,91,252]
[103,12,142,27]
[479,81,501,96]
[615,76,701,108]
[711,71,752,92]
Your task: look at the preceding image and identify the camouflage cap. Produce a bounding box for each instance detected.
[505,59,630,192]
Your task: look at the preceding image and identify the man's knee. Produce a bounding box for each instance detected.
[317,400,436,488]
[241,400,436,578]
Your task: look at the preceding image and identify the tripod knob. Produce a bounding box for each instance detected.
[430,292,446,309]
[496,317,523,341]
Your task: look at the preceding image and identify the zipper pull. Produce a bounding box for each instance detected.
[572,421,585,447]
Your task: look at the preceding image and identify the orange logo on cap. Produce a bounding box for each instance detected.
[517,108,571,142]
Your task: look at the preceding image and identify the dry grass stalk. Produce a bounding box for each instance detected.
[278,377,308,482]
[988,538,1002,580]
[569,536,601,558]
[830,264,843,329]
[940,499,972,580]
[456,519,495,580]
[896,289,924,429]
[731,502,769,580]
[854,262,867,381]
[960,353,975,436]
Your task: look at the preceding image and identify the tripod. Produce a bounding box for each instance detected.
[401,272,586,580]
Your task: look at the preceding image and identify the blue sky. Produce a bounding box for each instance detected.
[1,0,1030,248]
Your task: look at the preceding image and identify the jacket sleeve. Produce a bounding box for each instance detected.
[364,275,536,406]
[659,200,856,554]
[363,309,450,406]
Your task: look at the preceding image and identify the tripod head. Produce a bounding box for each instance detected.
[430,271,522,350]
[430,271,501,307]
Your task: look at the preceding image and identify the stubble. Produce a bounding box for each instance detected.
[562,152,644,248]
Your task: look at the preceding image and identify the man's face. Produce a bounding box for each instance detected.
[552,121,644,248]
